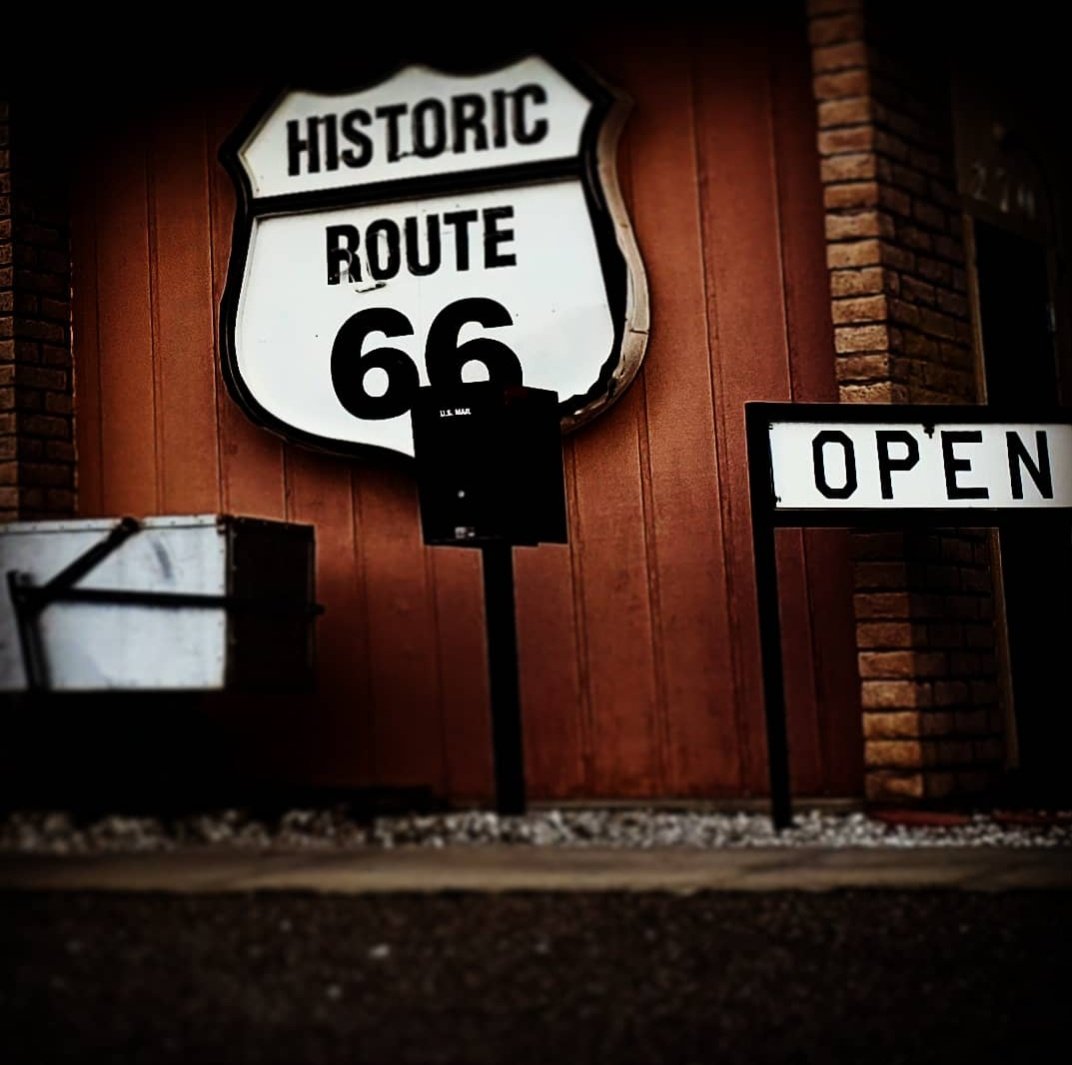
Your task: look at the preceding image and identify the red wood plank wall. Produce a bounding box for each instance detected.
[69,14,863,801]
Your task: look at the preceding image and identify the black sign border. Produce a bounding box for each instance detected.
[218,54,635,463]
[745,401,1072,830]
[748,402,1072,529]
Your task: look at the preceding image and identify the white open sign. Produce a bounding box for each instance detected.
[768,420,1072,510]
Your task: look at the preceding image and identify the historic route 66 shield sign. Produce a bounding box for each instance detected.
[219,55,649,458]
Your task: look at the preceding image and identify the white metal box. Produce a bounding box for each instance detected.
[0,515,316,692]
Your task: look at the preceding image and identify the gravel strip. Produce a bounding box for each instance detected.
[1,807,1071,854]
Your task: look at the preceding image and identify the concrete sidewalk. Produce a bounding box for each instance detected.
[1,844,1070,893]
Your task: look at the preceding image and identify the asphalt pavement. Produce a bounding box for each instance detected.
[1,846,1070,1064]
[2,889,1069,1065]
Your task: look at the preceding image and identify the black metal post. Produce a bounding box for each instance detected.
[746,409,793,831]
[750,518,793,830]
[480,540,527,815]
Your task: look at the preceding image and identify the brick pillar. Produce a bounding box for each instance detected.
[808,0,1006,802]
[0,96,75,521]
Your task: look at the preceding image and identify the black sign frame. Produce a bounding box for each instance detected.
[218,54,636,462]
[745,401,1072,828]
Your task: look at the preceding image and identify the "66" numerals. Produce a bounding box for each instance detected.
[331,297,522,420]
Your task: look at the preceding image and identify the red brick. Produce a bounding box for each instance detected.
[856,621,917,648]
[829,266,885,296]
[886,163,928,195]
[841,381,908,403]
[831,294,887,323]
[877,185,912,216]
[919,712,957,737]
[820,153,877,183]
[39,297,69,323]
[44,488,76,512]
[865,739,924,767]
[879,243,914,271]
[873,129,911,162]
[818,126,875,155]
[808,11,865,45]
[936,289,968,317]
[932,235,965,264]
[836,354,890,382]
[827,239,881,268]
[813,69,870,100]
[15,365,65,391]
[812,41,868,73]
[826,212,890,240]
[866,770,924,801]
[862,680,932,710]
[902,330,937,359]
[18,414,69,438]
[15,319,64,344]
[936,740,974,766]
[21,462,73,487]
[887,298,920,327]
[45,440,76,462]
[817,97,871,128]
[859,651,946,678]
[853,561,908,589]
[863,712,920,739]
[900,275,936,306]
[44,393,73,414]
[918,308,957,340]
[912,200,947,231]
[854,592,913,618]
[835,324,890,353]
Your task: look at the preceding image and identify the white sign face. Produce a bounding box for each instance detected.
[768,420,1072,510]
[220,56,649,458]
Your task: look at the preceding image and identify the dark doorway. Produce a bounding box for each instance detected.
[974,219,1072,803]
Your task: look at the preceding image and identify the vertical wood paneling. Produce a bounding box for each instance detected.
[570,382,662,796]
[431,547,492,800]
[618,40,742,796]
[69,18,865,802]
[206,92,287,521]
[70,161,103,517]
[94,122,158,516]
[769,11,865,795]
[149,105,220,514]
[694,23,798,795]
[355,469,445,789]
[514,537,588,798]
[284,446,373,784]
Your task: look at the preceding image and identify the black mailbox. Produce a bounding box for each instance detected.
[411,382,567,547]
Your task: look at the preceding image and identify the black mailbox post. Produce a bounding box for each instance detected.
[412,383,567,814]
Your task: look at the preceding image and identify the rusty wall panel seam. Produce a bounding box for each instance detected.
[205,110,229,514]
[691,41,747,793]
[635,374,670,794]
[143,127,163,514]
[565,440,596,790]
[201,107,226,510]
[349,469,379,783]
[766,29,829,788]
[90,164,105,515]
[425,545,449,797]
